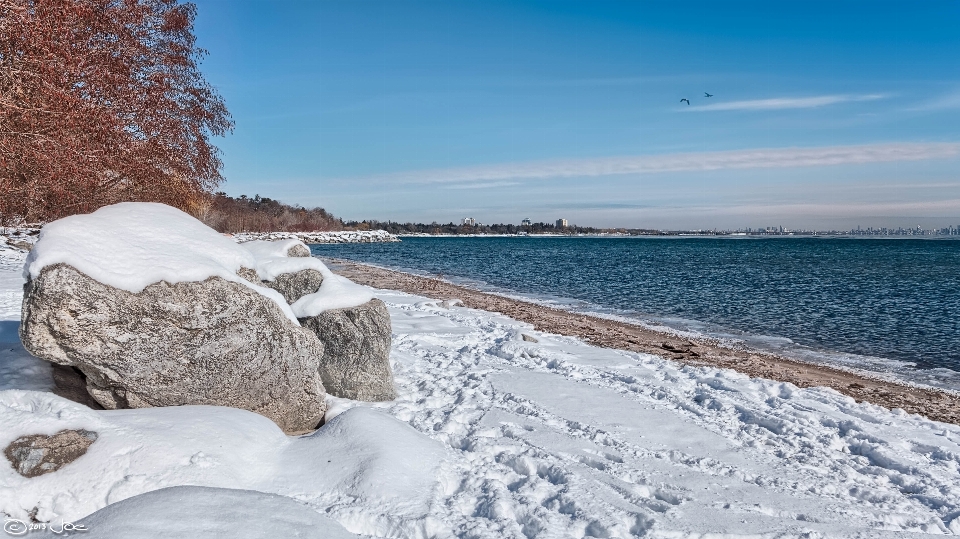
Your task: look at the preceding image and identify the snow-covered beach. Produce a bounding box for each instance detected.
[3,238,960,537]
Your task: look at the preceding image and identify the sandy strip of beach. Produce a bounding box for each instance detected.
[327,257,960,426]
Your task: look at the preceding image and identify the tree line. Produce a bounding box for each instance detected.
[197,193,343,233]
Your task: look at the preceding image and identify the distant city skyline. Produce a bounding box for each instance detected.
[361,215,960,236]
[193,0,960,229]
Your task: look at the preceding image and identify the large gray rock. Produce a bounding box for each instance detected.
[20,264,327,434]
[4,429,97,478]
[262,269,324,304]
[300,299,396,401]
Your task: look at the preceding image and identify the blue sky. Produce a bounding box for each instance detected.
[192,0,960,229]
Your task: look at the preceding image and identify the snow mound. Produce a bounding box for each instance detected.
[239,240,373,316]
[23,203,298,321]
[56,486,357,539]
[0,392,445,535]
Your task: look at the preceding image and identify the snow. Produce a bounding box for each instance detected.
[0,393,445,537]
[23,202,299,322]
[3,244,960,537]
[240,239,325,282]
[290,272,375,317]
[45,486,358,539]
[239,239,374,316]
[240,238,310,260]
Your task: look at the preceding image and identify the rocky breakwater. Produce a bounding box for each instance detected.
[17,203,335,434]
[234,230,400,244]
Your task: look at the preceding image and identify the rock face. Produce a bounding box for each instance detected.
[4,429,98,478]
[20,263,327,434]
[236,266,260,284]
[300,298,396,401]
[262,269,324,304]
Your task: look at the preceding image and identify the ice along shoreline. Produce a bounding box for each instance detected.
[326,257,960,426]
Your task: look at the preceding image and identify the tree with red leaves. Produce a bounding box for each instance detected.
[0,0,232,223]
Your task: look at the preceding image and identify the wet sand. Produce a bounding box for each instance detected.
[328,258,960,426]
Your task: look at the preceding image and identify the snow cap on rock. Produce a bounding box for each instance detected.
[23,203,298,321]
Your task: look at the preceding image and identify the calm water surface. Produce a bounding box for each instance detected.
[311,237,960,389]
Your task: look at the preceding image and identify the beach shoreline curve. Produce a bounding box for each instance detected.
[326,257,960,426]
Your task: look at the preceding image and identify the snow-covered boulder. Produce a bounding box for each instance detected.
[239,240,396,401]
[19,203,327,434]
[301,300,396,402]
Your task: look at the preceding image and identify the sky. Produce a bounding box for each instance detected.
[191,0,960,230]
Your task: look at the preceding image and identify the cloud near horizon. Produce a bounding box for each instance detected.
[683,93,887,112]
[336,142,960,186]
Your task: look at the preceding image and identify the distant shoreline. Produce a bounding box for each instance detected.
[327,257,960,426]
[394,233,960,240]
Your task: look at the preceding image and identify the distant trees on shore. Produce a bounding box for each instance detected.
[198,193,343,233]
[0,0,231,225]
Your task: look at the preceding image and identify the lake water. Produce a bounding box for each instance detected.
[311,236,960,391]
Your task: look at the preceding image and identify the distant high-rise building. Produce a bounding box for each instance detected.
[556,218,568,228]
[521,218,532,226]
[461,217,476,226]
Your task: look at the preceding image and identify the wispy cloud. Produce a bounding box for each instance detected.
[684,94,886,112]
[907,90,960,112]
[337,142,960,186]
[441,181,520,190]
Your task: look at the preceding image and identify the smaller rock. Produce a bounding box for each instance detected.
[521,333,539,343]
[4,429,98,478]
[301,298,395,401]
[236,267,260,284]
[263,269,324,304]
[286,243,312,257]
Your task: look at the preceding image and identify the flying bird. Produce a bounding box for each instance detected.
[704,92,713,97]
[680,98,690,105]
